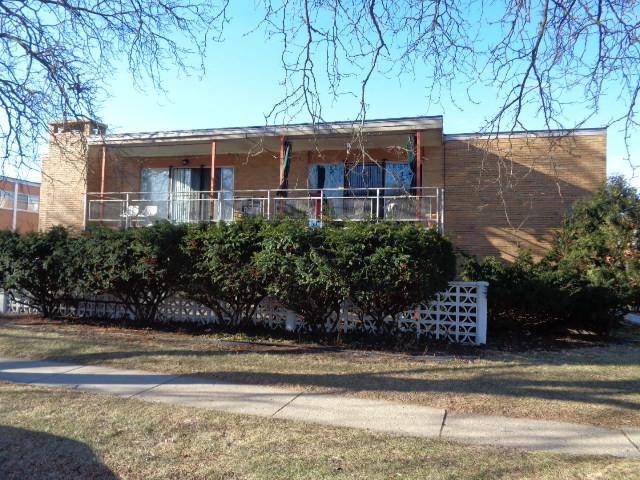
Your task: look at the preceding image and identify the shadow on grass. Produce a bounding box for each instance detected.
[3,353,639,414]
[0,425,117,480]
[186,369,640,412]
[1,319,639,416]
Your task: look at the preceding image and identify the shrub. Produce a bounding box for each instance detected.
[3,219,458,342]
[462,178,640,336]
[550,176,639,311]
[463,251,621,336]
[85,222,188,324]
[3,227,87,317]
[182,217,268,327]
[256,219,347,334]
[333,223,456,335]
[0,229,18,288]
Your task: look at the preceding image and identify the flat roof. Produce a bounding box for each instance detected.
[88,116,444,146]
[444,127,606,141]
[0,175,40,188]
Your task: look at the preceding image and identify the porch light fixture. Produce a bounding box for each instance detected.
[181,158,190,166]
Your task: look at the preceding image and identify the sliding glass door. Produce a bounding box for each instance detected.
[140,166,234,223]
[307,162,413,220]
[140,168,170,221]
[308,164,344,219]
[215,167,234,222]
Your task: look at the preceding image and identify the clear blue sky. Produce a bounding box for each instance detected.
[18,3,639,187]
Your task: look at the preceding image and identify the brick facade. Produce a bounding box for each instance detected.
[40,120,606,261]
[442,133,606,260]
[39,122,105,231]
[0,177,40,233]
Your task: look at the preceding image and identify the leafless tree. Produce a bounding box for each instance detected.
[0,0,229,173]
[257,0,640,175]
[2,1,638,179]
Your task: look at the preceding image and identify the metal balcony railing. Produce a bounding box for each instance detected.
[85,187,444,231]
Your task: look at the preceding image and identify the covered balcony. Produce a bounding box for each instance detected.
[83,116,445,231]
[85,186,444,230]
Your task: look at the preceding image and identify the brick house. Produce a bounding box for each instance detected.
[39,116,606,261]
[0,176,40,233]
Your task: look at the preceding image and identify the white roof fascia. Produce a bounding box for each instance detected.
[87,116,443,146]
[444,128,606,141]
[0,176,40,188]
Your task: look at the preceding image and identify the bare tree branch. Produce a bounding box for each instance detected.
[255,0,639,175]
[0,0,229,173]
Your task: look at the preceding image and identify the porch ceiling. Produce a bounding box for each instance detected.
[87,116,443,158]
[97,132,441,158]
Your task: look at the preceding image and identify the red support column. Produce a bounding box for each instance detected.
[210,141,217,221]
[279,136,286,189]
[100,145,107,222]
[277,136,287,215]
[415,131,423,224]
[415,131,422,189]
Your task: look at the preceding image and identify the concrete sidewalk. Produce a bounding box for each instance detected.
[1,357,638,458]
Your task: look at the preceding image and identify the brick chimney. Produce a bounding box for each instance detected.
[39,120,107,231]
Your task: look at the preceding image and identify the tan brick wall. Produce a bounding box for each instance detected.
[39,130,90,231]
[423,143,444,188]
[443,133,606,261]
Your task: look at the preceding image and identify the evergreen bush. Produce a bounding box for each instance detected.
[333,223,456,335]
[3,226,87,316]
[182,217,268,327]
[2,220,457,339]
[256,219,347,334]
[463,177,639,335]
[84,222,188,324]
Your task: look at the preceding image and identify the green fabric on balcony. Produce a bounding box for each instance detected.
[407,135,417,191]
[278,142,292,196]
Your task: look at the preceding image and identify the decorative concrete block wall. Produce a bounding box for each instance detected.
[0,281,489,345]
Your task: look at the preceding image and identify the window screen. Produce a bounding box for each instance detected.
[0,190,14,209]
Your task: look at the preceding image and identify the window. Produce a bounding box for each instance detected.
[308,162,413,220]
[16,193,28,211]
[384,163,414,193]
[308,164,345,194]
[0,188,39,212]
[27,195,39,212]
[308,164,345,219]
[140,167,234,222]
[346,163,385,195]
[0,190,13,210]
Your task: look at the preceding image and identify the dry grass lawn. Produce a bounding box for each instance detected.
[0,317,639,430]
[1,382,638,479]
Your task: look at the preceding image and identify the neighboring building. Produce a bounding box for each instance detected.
[0,176,40,233]
[39,117,606,261]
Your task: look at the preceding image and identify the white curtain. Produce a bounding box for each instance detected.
[141,168,169,219]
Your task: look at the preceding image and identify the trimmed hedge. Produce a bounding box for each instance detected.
[0,227,87,317]
[332,222,456,334]
[83,222,189,324]
[462,252,621,335]
[256,219,348,335]
[183,217,268,327]
[0,220,457,338]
